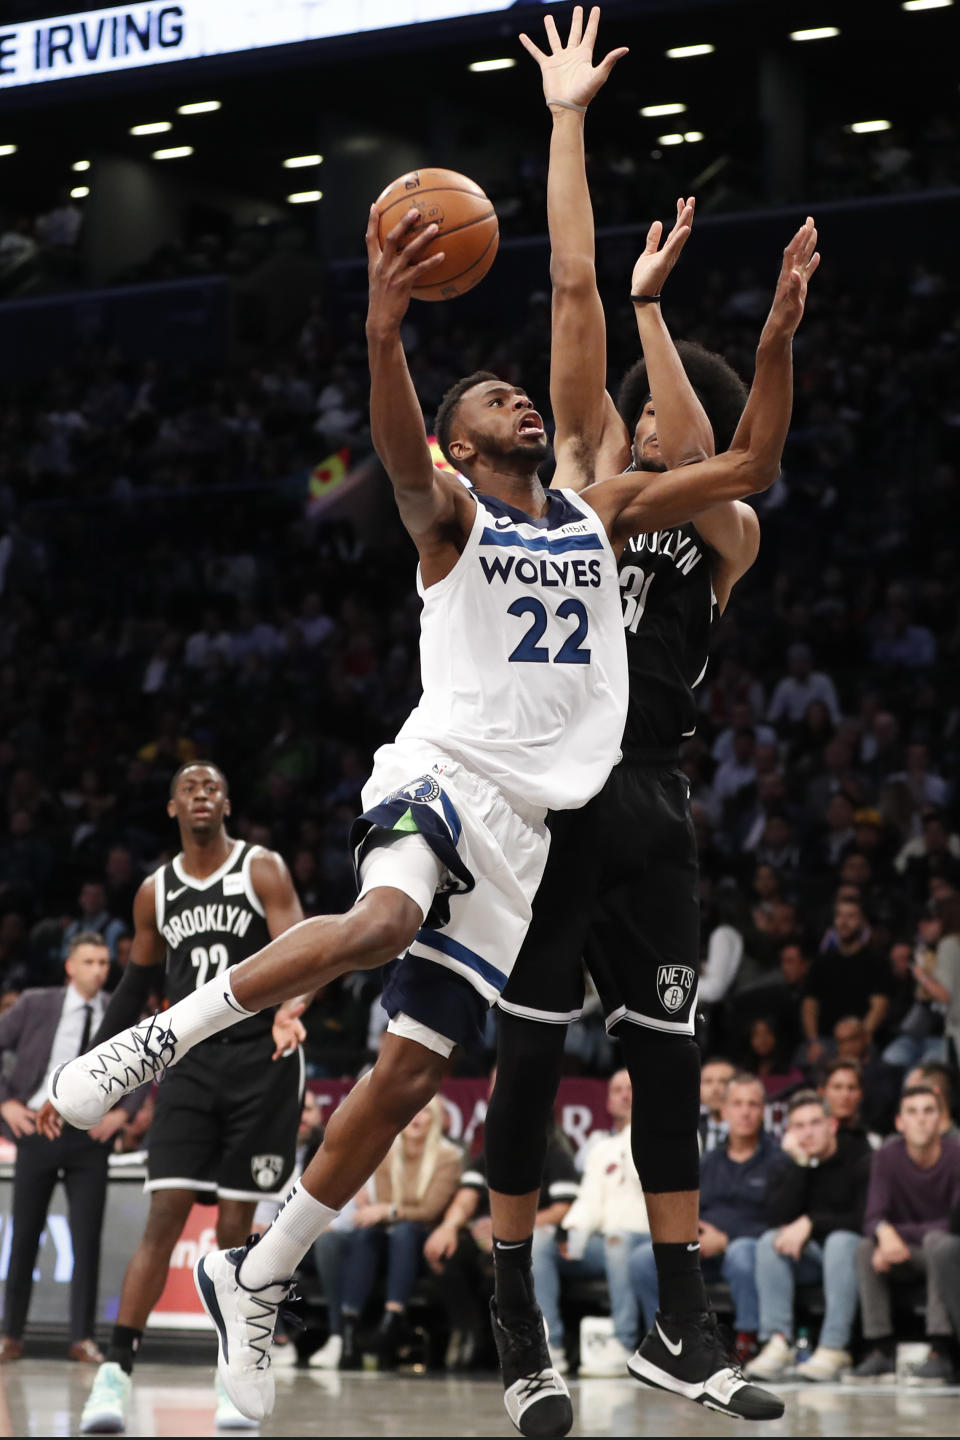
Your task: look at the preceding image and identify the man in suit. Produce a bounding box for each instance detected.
[0,932,139,1362]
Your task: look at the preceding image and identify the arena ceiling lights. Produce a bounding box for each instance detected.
[789,27,841,41]
[0,144,16,157]
[287,190,322,204]
[640,103,687,117]
[70,184,89,197]
[129,120,170,135]
[283,155,323,168]
[71,158,89,170]
[665,44,714,59]
[468,58,515,71]
[152,144,193,159]
[177,100,220,114]
[902,0,952,9]
[848,120,892,133]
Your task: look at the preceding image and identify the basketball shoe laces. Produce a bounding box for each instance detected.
[87,1011,180,1100]
[498,1309,558,1401]
[690,1312,748,1382]
[231,1240,302,1370]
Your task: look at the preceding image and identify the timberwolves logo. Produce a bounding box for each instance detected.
[657,965,695,1014]
[251,1154,284,1189]
[390,776,441,806]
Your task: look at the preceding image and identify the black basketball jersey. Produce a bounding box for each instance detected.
[155,838,273,1042]
[618,521,715,753]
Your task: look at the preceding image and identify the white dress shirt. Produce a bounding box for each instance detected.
[28,984,104,1109]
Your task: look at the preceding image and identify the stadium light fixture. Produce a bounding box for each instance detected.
[0,144,17,157]
[287,190,323,203]
[71,159,90,171]
[666,44,715,58]
[468,58,516,72]
[152,145,194,159]
[684,131,705,142]
[70,186,90,199]
[641,102,687,117]
[658,133,686,146]
[789,26,840,40]
[130,121,172,135]
[177,101,221,114]
[848,120,892,133]
[283,155,323,168]
[902,0,952,9]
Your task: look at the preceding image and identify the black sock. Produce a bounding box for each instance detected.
[492,1235,535,1315]
[106,1325,142,1376]
[653,1241,709,1317]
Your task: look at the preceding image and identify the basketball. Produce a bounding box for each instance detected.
[375,167,499,302]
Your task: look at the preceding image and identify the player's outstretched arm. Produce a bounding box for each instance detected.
[629,199,714,469]
[584,218,819,545]
[520,5,627,489]
[250,849,315,1059]
[365,206,464,541]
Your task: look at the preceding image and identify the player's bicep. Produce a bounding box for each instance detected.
[251,853,305,939]
[394,467,464,540]
[694,502,760,614]
[550,264,608,461]
[130,878,166,968]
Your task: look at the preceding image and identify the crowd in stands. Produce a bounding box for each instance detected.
[0,200,958,1378]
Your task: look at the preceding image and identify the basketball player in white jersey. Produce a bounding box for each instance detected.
[44,196,797,1428]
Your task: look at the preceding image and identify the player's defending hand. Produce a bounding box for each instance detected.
[761,216,820,342]
[630,197,696,300]
[519,5,628,112]
[365,206,444,334]
[271,1000,307,1061]
[34,1098,64,1140]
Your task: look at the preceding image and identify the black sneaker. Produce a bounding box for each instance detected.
[843,1347,896,1383]
[628,1311,784,1421]
[904,1350,959,1387]
[490,1300,573,1439]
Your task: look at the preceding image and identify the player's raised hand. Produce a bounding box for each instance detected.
[630,196,696,301]
[763,216,820,340]
[366,205,445,331]
[271,999,308,1060]
[520,5,628,112]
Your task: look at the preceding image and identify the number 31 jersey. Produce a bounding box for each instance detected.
[153,838,273,1041]
[396,487,628,813]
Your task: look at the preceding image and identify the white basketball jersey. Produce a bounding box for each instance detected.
[396,487,628,811]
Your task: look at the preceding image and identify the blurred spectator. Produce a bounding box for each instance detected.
[62,881,126,962]
[802,900,891,1065]
[743,1017,805,1100]
[850,1086,960,1382]
[819,1058,885,1150]
[338,1100,461,1369]
[767,645,841,728]
[748,1090,869,1383]
[699,1058,735,1153]
[632,1074,781,1359]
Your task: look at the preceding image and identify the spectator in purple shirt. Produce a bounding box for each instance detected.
[848,1086,960,1382]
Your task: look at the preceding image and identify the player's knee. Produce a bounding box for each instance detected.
[142,1193,194,1251]
[620,1032,701,1194]
[349,891,421,969]
[485,1012,565,1194]
[368,1036,447,1126]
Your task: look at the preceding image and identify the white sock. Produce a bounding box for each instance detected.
[161,972,255,1051]
[240,1182,339,1288]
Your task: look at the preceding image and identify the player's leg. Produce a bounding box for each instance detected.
[217,1200,258,1249]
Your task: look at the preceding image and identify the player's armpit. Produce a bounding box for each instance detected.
[693,501,760,613]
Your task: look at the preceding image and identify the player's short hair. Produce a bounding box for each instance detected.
[66,929,107,957]
[616,340,748,452]
[434,370,501,469]
[169,760,229,798]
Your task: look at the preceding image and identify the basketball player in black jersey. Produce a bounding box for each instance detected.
[483,10,819,1435]
[66,762,307,1433]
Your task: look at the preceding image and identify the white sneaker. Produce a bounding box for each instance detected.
[548,1342,569,1376]
[214,1373,259,1430]
[195,1243,294,1422]
[49,1012,184,1128]
[80,1361,131,1434]
[745,1333,796,1380]
[307,1334,343,1370]
[797,1346,852,1382]
[578,1334,632,1378]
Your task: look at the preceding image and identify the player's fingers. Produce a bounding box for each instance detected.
[583,6,600,50]
[365,204,382,262]
[413,251,446,279]
[384,207,422,253]
[806,251,821,278]
[518,33,547,64]
[568,6,585,48]
[645,219,663,251]
[598,45,629,79]
[543,14,562,52]
[401,222,439,262]
[665,224,692,254]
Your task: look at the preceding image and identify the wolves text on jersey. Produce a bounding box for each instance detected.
[162,902,254,950]
[479,555,603,588]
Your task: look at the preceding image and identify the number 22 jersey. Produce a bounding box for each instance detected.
[154,838,273,1042]
[395,487,628,813]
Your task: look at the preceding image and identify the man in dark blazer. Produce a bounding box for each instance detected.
[0,931,141,1363]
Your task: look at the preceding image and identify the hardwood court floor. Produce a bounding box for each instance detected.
[2,1360,959,1437]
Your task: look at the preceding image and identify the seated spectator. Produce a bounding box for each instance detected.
[576,1067,632,1173]
[62,881,126,962]
[747,1091,869,1383]
[632,1073,781,1359]
[767,644,841,728]
[903,1063,957,1140]
[906,896,960,1074]
[743,1017,805,1100]
[802,900,891,1066]
[882,914,948,1070]
[895,811,960,904]
[818,1057,884,1151]
[338,1099,462,1369]
[699,1057,735,1153]
[557,1071,649,1376]
[423,1149,494,1371]
[736,943,810,1056]
[848,1086,960,1382]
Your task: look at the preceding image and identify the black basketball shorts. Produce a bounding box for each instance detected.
[146,1032,304,1204]
[497,758,700,1038]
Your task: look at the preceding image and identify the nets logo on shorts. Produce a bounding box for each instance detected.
[657,965,695,1014]
[251,1154,285,1189]
[389,775,441,805]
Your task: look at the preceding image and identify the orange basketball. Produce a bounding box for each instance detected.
[375,167,499,302]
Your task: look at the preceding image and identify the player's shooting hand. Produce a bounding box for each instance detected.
[761,217,820,342]
[520,5,628,112]
[366,206,444,332]
[271,1002,307,1061]
[630,197,695,303]
[1,1098,38,1139]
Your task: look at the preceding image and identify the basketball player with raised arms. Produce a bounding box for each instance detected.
[44,184,795,1430]
[482,8,818,1434]
[60,762,308,1434]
